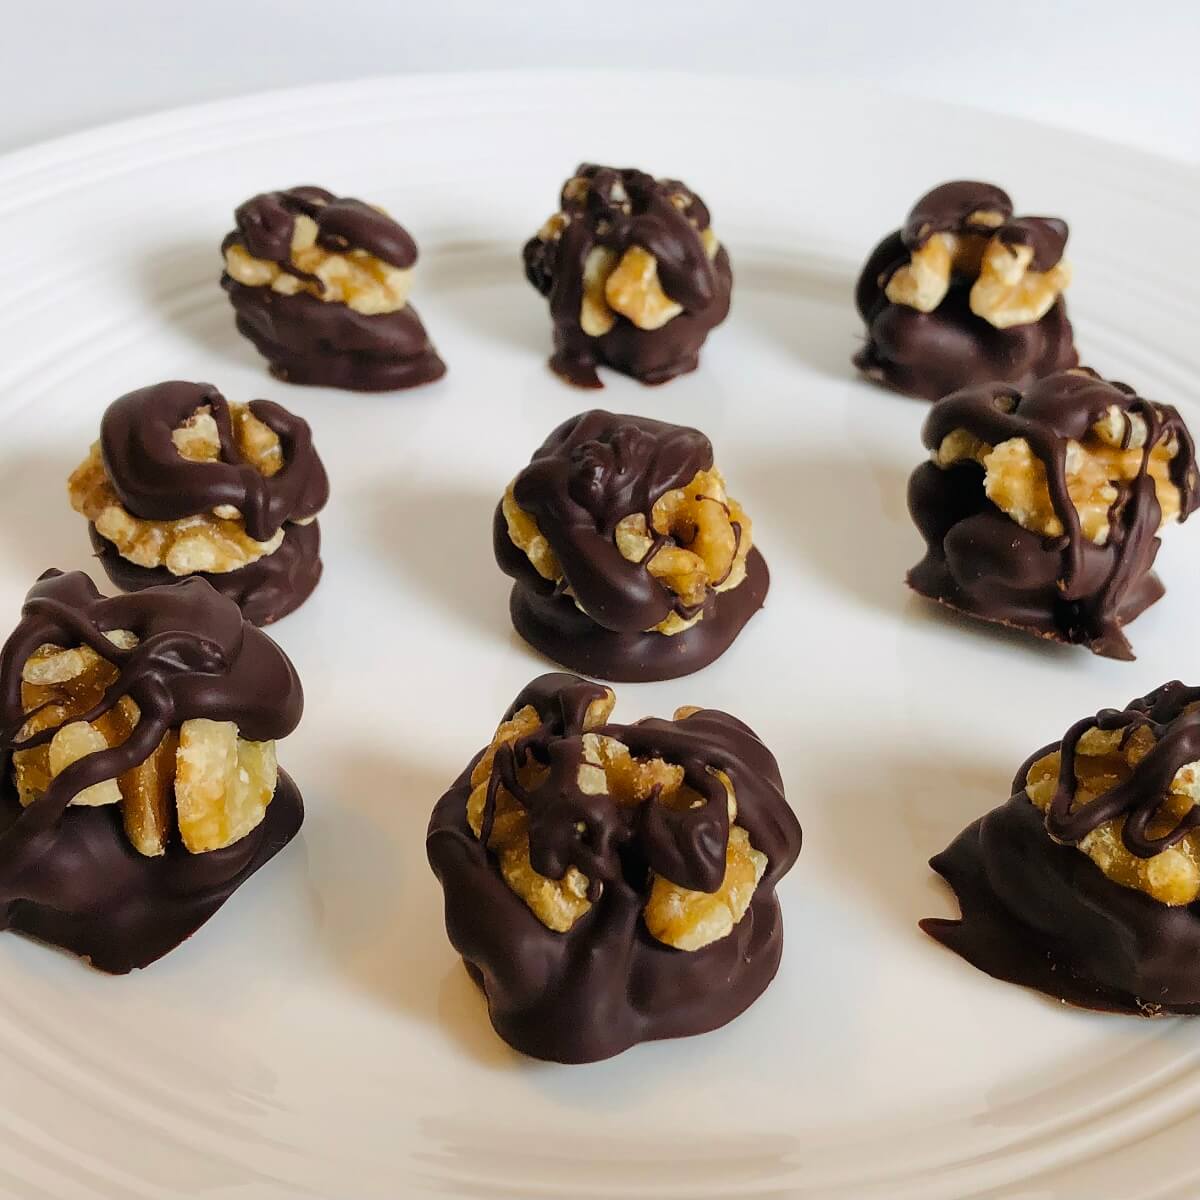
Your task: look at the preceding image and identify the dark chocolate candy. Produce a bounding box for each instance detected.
[89,380,327,623]
[523,165,731,388]
[90,520,322,627]
[495,410,768,681]
[221,186,445,392]
[907,371,1198,659]
[426,673,802,1062]
[0,570,305,971]
[854,180,1079,401]
[923,681,1200,1014]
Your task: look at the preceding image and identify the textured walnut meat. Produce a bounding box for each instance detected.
[503,465,753,636]
[1027,725,1200,905]
[11,637,277,858]
[935,409,1184,546]
[68,402,289,574]
[465,700,768,950]
[224,211,412,316]
[886,222,1071,330]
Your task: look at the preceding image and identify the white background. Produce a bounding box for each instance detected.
[2,0,1198,163]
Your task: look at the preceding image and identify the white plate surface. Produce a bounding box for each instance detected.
[1,72,1199,1200]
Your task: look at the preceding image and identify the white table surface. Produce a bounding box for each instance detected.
[2,0,1198,164]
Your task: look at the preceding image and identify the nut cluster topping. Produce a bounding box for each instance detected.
[504,465,753,636]
[69,402,292,574]
[13,636,277,857]
[534,168,720,336]
[224,206,412,316]
[934,403,1184,546]
[466,697,766,950]
[1027,725,1200,905]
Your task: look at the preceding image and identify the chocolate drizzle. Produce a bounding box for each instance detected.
[855,180,1078,400]
[1043,681,1200,856]
[100,381,328,542]
[426,673,802,1061]
[0,571,305,972]
[908,371,1198,658]
[226,185,418,275]
[923,682,1200,1014]
[523,165,732,387]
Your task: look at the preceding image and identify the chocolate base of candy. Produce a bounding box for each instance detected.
[905,461,1162,659]
[853,234,1078,402]
[544,247,732,389]
[222,276,446,392]
[0,771,303,974]
[922,791,1200,1015]
[497,512,769,681]
[427,764,785,1063]
[89,521,323,627]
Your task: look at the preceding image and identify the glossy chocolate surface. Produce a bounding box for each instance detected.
[854,181,1079,400]
[924,682,1200,1013]
[0,571,304,971]
[221,186,445,392]
[907,371,1198,659]
[426,673,803,1061]
[523,165,731,387]
[496,411,768,680]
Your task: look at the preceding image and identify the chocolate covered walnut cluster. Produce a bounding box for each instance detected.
[466,696,766,950]
[14,635,277,857]
[69,401,291,574]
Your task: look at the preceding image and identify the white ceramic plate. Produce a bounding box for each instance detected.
[1,72,1198,1200]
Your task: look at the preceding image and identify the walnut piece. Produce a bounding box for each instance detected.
[225,212,411,316]
[935,416,1182,546]
[12,638,277,858]
[504,466,754,636]
[885,227,1069,329]
[68,398,290,574]
[465,700,767,949]
[1026,724,1200,905]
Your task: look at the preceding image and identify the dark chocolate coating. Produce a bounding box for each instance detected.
[222,185,445,393]
[426,673,803,1062]
[0,571,305,970]
[523,165,731,388]
[503,542,770,682]
[496,411,768,680]
[923,682,1200,1013]
[99,380,328,542]
[854,180,1078,400]
[223,279,446,392]
[907,371,1198,659]
[0,771,302,974]
[90,520,322,628]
